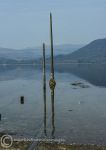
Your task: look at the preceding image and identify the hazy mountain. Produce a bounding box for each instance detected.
[1,38,106,64]
[54,38,106,63]
[0,44,83,64]
[0,47,41,61]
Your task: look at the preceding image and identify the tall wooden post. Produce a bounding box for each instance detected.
[43,43,47,136]
[50,13,54,79]
[49,13,56,138]
[43,43,46,90]
[49,13,56,91]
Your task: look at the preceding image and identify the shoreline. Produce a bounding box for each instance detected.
[0,133,106,150]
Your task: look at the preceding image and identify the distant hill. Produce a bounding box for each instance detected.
[1,38,106,64]
[0,44,83,64]
[54,38,106,63]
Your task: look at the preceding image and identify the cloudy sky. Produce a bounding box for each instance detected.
[0,0,106,49]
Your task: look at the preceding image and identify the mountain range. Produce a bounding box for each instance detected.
[0,38,106,64]
[0,44,83,64]
[54,38,106,63]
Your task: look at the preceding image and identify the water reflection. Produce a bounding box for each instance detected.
[0,64,106,87]
[0,63,106,145]
[43,87,55,138]
[43,86,47,136]
[55,64,106,87]
[51,90,55,138]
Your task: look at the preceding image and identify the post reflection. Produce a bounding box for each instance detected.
[43,85,47,136]
[51,89,55,138]
[43,86,56,138]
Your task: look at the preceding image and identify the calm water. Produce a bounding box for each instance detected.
[0,64,106,145]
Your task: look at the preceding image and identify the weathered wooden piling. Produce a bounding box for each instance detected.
[28,13,56,150]
[42,43,47,136]
[20,96,24,104]
[50,13,54,79]
[49,13,56,91]
[49,13,56,138]
[43,43,46,90]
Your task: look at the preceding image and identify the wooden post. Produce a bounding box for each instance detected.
[49,13,56,90]
[50,13,54,79]
[43,43,47,136]
[49,13,56,138]
[43,43,46,90]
